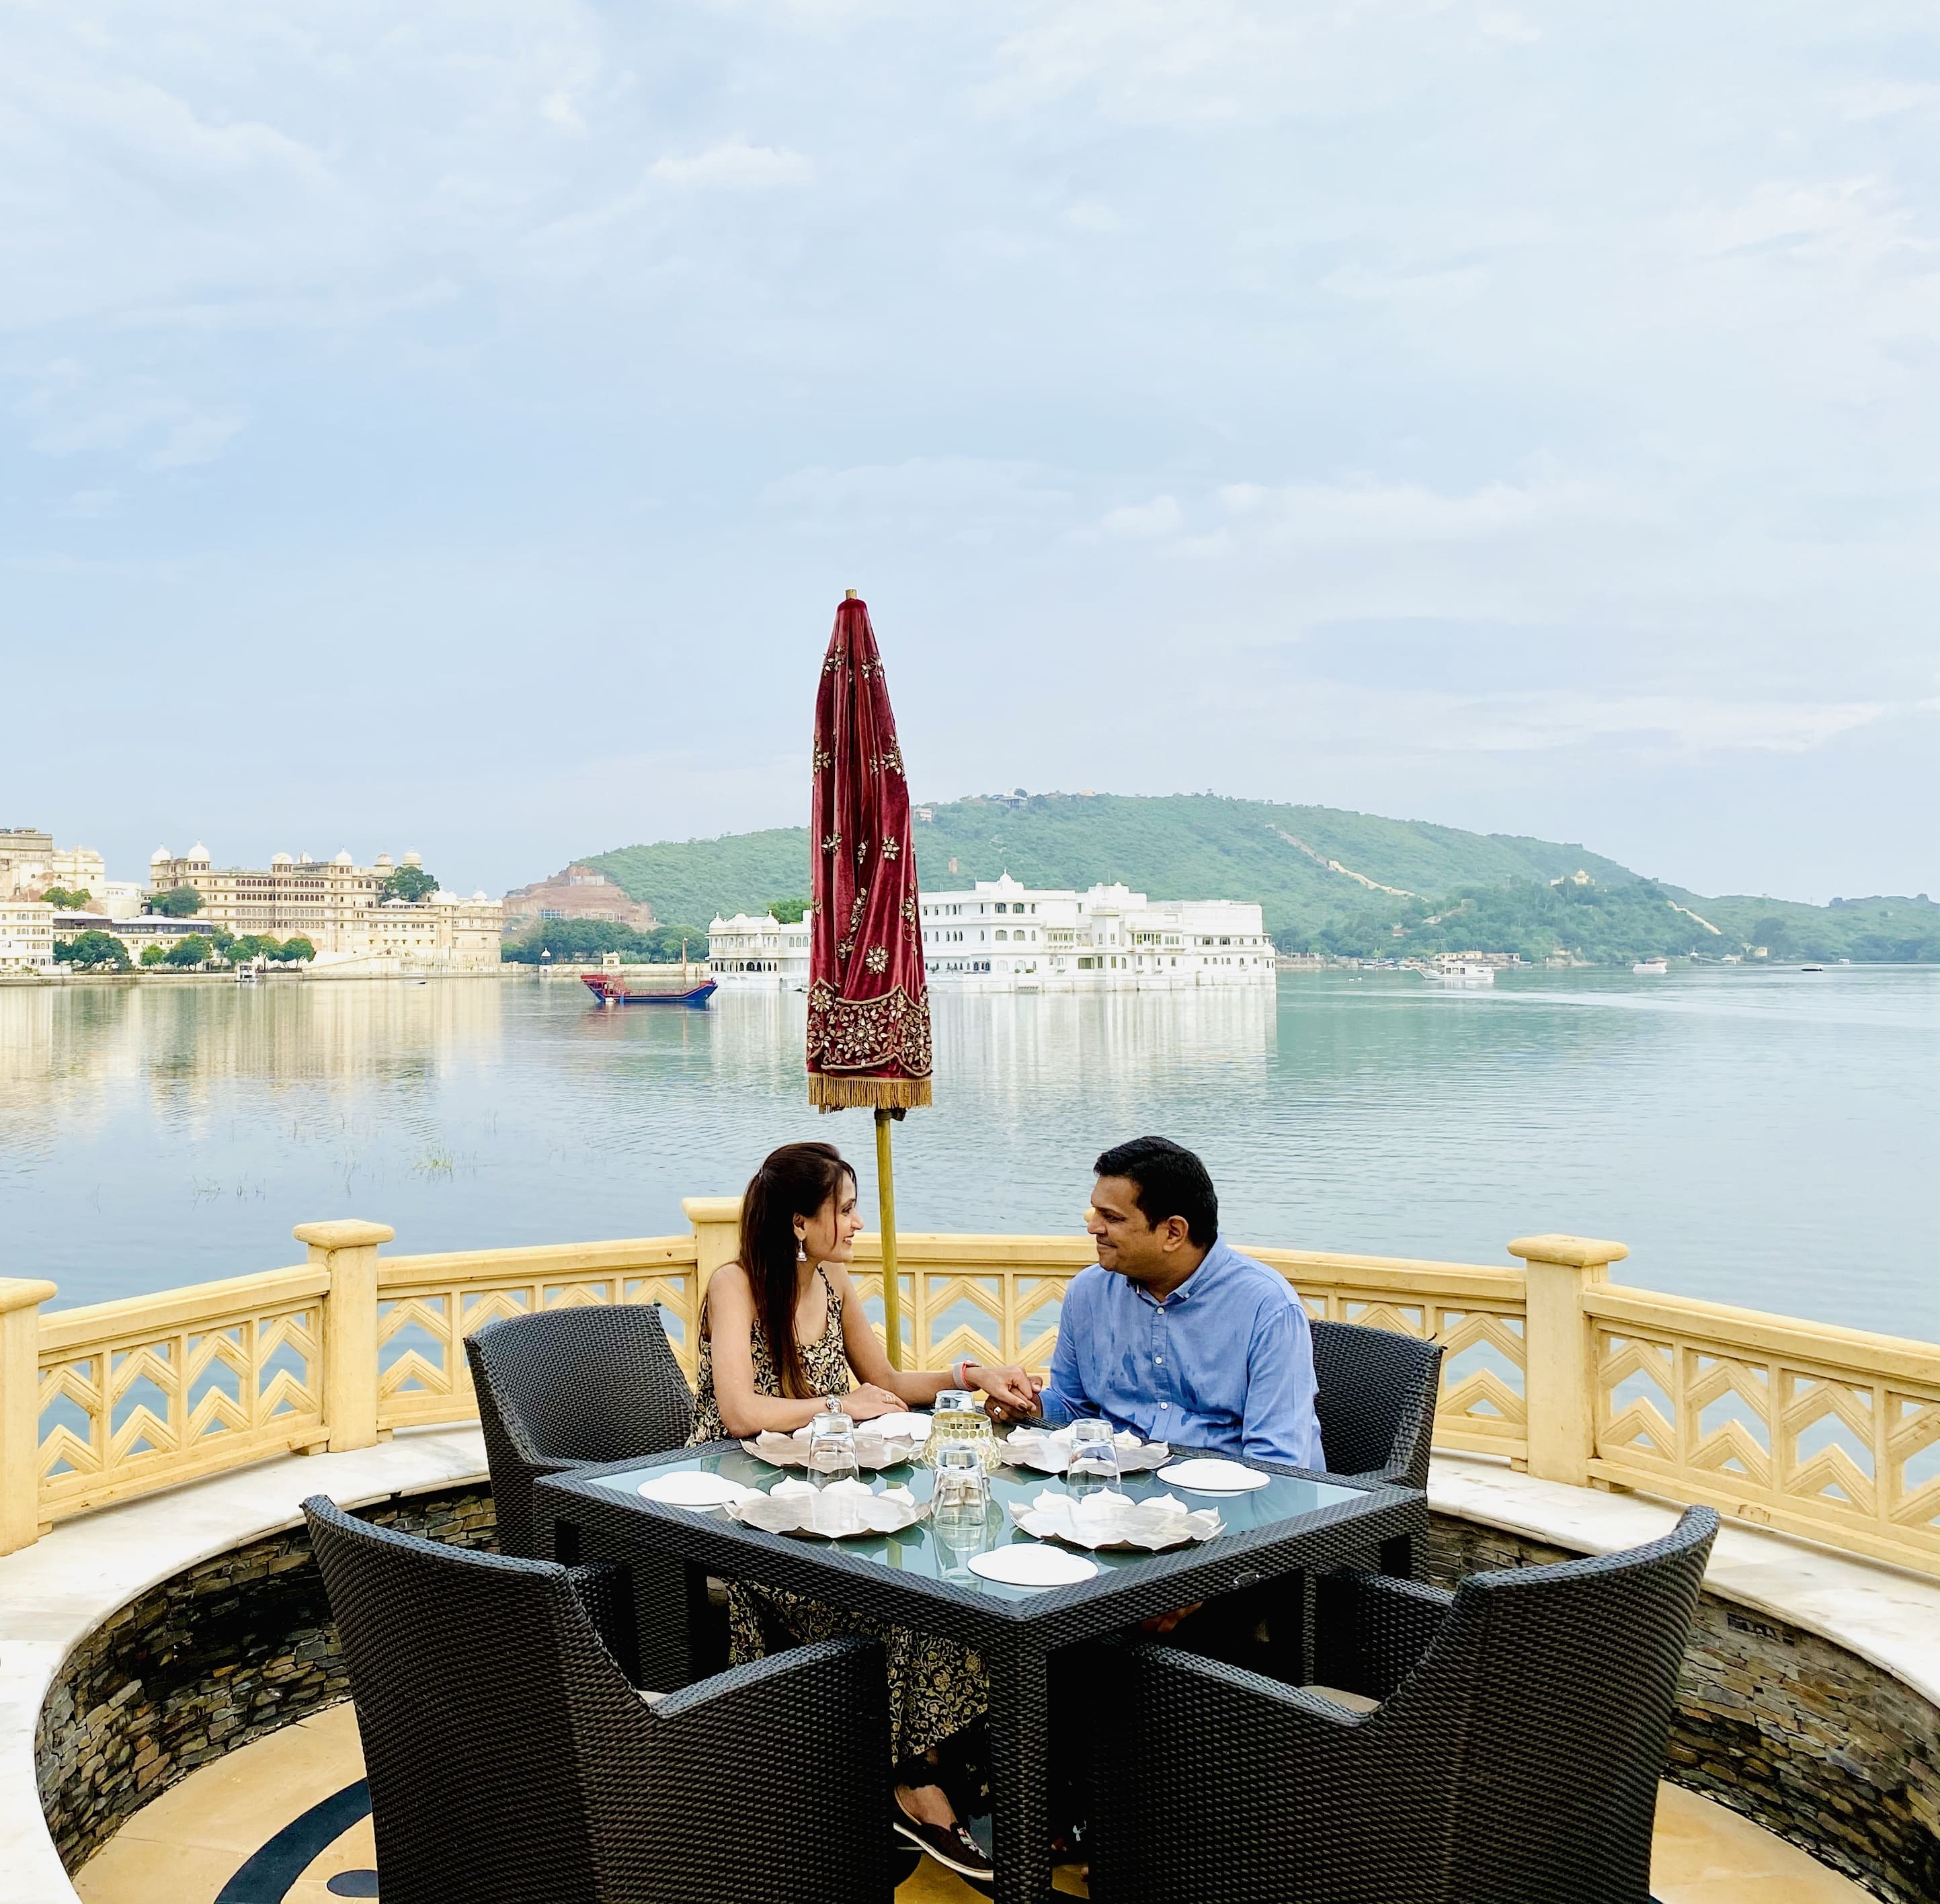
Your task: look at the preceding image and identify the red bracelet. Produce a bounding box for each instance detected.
[953,1358,975,1390]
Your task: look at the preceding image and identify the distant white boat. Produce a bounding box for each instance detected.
[1420,960,1494,986]
[1633,958,1669,975]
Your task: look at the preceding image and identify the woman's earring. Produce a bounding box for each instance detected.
[795,1233,807,1261]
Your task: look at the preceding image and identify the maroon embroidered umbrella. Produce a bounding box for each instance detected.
[807,590,932,1363]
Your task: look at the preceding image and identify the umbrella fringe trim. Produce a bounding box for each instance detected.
[808,1074,933,1110]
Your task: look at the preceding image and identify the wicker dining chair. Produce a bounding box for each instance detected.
[1089,1505,1720,1904]
[1310,1319,1445,1577]
[302,1494,889,1904]
[465,1302,694,1560]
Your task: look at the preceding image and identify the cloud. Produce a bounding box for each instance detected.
[1322,262,1489,307]
[762,458,1074,540]
[1082,495,1182,540]
[12,364,245,472]
[645,141,813,190]
[58,488,118,520]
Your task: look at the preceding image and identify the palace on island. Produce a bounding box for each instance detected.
[706,874,1275,992]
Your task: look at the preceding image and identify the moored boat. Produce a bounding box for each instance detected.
[1632,958,1669,975]
[1419,959,1494,985]
[580,972,717,1007]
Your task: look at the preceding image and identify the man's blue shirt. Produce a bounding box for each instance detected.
[1036,1238,1324,1468]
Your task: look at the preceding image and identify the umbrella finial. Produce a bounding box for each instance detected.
[844,588,858,599]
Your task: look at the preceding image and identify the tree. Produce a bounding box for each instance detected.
[379,866,439,904]
[231,933,281,963]
[55,930,130,971]
[140,943,168,967]
[768,897,809,923]
[42,886,93,911]
[164,934,212,968]
[208,927,237,960]
[279,936,317,962]
[500,919,707,965]
[149,886,204,918]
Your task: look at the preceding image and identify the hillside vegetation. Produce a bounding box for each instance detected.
[581,792,1937,964]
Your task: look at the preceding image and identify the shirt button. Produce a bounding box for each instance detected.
[1159,1401,1170,1409]
[1155,1357,1164,1366]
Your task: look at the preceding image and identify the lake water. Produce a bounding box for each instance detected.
[1,968,1934,1338]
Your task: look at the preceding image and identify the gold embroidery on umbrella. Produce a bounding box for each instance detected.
[822,832,842,854]
[864,946,889,975]
[881,835,900,861]
[806,984,934,1078]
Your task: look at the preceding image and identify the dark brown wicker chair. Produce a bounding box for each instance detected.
[1089,1505,1720,1904]
[1311,1319,1443,1490]
[1311,1319,1444,1577]
[465,1302,694,1560]
[302,1493,889,1904]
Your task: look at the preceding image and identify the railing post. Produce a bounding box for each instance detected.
[682,1197,743,1305]
[0,1277,56,1557]
[296,1220,394,1453]
[1508,1233,1628,1486]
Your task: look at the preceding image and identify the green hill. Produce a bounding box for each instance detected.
[578,792,1937,964]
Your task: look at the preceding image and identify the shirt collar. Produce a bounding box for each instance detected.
[1131,1237,1229,1307]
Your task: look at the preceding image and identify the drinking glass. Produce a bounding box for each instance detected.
[931,1444,991,1577]
[928,1389,1000,1473]
[806,1411,858,1490]
[1065,1419,1121,1502]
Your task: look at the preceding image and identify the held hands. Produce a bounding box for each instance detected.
[973,1366,1045,1422]
[840,1382,907,1422]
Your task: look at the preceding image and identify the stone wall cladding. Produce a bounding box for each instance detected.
[34,1485,494,1873]
[1428,1512,1940,1904]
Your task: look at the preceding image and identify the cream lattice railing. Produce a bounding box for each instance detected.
[1586,1284,1940,1575]
[376,1237,700,1432]
[3,1214,1936,1578]
[32,1268,329,1525]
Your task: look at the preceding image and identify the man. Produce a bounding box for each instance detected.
[994,1134,1323,1468]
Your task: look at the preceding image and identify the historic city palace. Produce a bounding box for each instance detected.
[148,845,503,974]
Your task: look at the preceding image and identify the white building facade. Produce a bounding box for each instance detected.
[920,874,1275,991]
[706,913,811,990]
[0,901,56,973]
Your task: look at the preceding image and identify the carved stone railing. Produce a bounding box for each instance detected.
[3,1208,1936,1579]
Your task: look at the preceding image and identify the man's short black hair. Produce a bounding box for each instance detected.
[1093,1136,1219,1248]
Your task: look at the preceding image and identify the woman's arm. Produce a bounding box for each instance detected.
[832,1267,1039,1410]
[700,1266,844,1437]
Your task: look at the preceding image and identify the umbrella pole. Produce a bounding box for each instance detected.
[874,1108,904,1370]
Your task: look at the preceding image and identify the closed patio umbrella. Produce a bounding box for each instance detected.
[807,591,932,1366]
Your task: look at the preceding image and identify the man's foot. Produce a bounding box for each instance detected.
[894,1791,994,1880]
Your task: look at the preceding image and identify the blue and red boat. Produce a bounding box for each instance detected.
[580,972,717,1007]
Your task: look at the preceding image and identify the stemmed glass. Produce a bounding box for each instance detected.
[1065,1419,1121,1503]
[807,1411,858,1490]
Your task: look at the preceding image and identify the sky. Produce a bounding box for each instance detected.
[3,1,1936,905]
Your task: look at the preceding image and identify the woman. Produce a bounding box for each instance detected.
[692,1140,1039,1881]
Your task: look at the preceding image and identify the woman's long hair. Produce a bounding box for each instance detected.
[737,1141,855,1399]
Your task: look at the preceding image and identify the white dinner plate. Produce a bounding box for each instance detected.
[867,1412,932,1442]
[967,1543,1099,1587]
[636,1469,754,1509]
[1156,1458,1270,1494]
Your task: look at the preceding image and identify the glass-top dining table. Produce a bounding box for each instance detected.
[536,1439,1426,1904]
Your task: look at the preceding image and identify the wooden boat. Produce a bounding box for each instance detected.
[580,972,717,1007]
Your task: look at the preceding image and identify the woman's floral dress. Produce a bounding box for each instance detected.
[690,1266,989,1771]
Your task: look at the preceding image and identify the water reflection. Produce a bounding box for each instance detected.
[0,969,1933,1333]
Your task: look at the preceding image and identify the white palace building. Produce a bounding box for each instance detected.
[707,874,1275,993]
